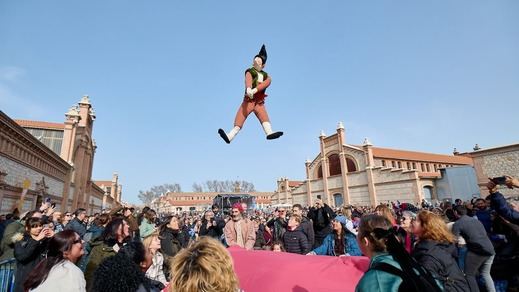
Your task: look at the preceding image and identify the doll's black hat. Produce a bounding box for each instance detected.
[255,44,267,64]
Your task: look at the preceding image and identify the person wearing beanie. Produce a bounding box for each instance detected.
[307,215,362,256]
[218,44,283,144]
[223,203,256,250]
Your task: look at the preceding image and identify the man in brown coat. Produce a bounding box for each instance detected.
[224,203,256,250]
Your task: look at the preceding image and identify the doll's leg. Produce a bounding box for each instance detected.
[218,101,254,143]
[254,103,283,140]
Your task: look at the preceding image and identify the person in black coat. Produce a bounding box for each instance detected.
[307,199,335,249]
[64,208,87,238]
[267,208,288,242]
[159,215,188,279]
[159,216,188,257]
[412,210,470,292]
[292,204,315,247]
[199,210,224,240]
[13,217,53,292]
[486,178,519,224]
[282,215,311,255]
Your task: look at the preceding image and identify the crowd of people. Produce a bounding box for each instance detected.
[0,175,518,292]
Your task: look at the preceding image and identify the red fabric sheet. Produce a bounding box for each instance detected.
[228,247,370,292]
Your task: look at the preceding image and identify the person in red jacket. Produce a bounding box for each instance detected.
[218,44,283,143]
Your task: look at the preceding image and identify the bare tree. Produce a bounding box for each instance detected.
[192,180,256,192]
[138,183,182,205]
[192,183,203,192]
[150,183,181,196]
[138,190,156,206]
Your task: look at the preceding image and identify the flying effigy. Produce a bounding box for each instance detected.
[218,44,283,144]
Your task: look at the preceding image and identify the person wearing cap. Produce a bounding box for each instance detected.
[223,203,256,250]
[218,44,283,143]
[307,215,362,256]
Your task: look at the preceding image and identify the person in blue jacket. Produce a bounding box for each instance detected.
[355,214,404,292]
[486,176,519,224]
[307,215,362,256]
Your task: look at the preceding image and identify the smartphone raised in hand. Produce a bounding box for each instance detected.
[491,176,507,185]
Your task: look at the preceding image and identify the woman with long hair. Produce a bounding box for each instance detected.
[159,215,188,279]
[84,218,131,290]
[412,210,470,291]
[355,214,442,292]
[23,230,85,291]
[355,214,403,291]
[308,215,362,256]
[142,232,167,285]
[169,237,241,292]
[13,217,54,292]
[159,216,188,257]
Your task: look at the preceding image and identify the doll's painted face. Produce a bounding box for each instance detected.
[253,57,264,71]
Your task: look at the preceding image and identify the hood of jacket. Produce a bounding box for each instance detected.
[414,239,457,259]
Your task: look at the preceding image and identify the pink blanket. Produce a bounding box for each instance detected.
[228,247,370,292]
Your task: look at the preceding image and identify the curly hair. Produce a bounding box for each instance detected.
[91,244,151,292]
[170,237,239,292]
[416,210,454,243]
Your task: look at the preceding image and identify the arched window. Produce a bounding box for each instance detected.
[346,158,357,172]
[317,165,323,179]
[329,154,341,176]
[423,186,433,201]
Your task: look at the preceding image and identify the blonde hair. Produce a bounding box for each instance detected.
[290,214,302,224]
[170,237,239,292]
[416,210,454,243]
[342,206,352,219]
[142,231,160,254]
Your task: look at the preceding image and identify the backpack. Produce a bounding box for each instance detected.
[371,262,443,292]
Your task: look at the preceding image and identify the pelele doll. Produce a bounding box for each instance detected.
[218,45,283,144]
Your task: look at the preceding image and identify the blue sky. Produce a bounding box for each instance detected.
[1,1,518,204]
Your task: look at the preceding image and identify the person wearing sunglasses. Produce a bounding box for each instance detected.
[396,211,416,254]
[23,230,85,291]
[62,212,72,227]
[266,207,288,242]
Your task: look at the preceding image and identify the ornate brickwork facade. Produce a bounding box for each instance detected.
[466,144,519,198]
[273,123,476,207]
[0,96,122,214]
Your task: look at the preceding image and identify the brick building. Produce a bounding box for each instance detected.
[464,144,519,198]
[0,96,122,214]
[272,122,496,207]
[154,191,273,213]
